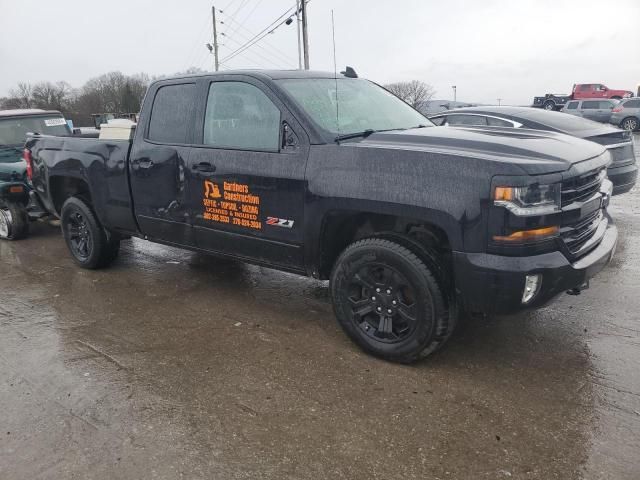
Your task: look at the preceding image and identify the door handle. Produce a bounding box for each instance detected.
[138,160,154,169]
[192,162,216,174]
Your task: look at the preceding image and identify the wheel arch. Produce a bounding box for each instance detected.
[311,206,459,281]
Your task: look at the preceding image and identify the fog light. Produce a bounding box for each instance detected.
[522,274,542,304]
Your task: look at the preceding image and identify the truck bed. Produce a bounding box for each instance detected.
[26,134,138,233]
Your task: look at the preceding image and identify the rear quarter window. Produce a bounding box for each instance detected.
[623,100,640,109]
[147,83,196,144]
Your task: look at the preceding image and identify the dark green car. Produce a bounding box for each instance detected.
[0,109,72,239]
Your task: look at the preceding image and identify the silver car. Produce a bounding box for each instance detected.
[562,99,619,123]
[610,98,640,131]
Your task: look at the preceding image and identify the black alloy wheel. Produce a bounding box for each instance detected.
[346,263,418,344]
[66,210,93,260]
[331,238,455,362]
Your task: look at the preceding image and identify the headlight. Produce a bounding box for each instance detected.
[493,183,561,216]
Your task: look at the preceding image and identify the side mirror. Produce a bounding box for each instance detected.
[73,128,82,135]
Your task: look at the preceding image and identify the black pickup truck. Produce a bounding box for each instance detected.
[25,69,617,362]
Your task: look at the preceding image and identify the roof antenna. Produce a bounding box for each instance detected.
[340,66,358,78]
[331,10,340,136]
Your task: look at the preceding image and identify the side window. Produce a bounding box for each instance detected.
[486,117,513,127]
[203,81,281,151]
[446,114,487,126]
[148,83,196,143]
[624,100,640,109]
[582,101,599,109]
[580,84,592,92]
[430,116,446,126]
[566,101,579,110]
[600,101,614,110]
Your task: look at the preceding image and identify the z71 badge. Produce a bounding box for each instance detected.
[266,217,295,228]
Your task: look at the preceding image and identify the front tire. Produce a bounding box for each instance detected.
[543,100,556,110]
[60,197,120,269]
[330,238,454,363]
[621,117,639,131]
[0,202,29,240]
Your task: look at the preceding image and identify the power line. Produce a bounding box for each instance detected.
[220,21,295,66]
[220,34,294,69]
[219,4,297,64]
[220,9,293,63]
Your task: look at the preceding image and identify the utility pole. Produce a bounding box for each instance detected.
[295,0,303,69]
[301,0,310,70]
[212,6,220,71]
[452,85,457,103]
[497,98,502,106]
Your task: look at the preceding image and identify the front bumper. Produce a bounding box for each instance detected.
[453,221,618,315]
[608,163,638,195]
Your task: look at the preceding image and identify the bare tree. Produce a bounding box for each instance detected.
[32,81,72,110]
[3,82,35,109]
[384,80,435,110]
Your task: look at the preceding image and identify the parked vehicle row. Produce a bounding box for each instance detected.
[533,83,634,111]
[428,106,637,195]
[22,69,619,362]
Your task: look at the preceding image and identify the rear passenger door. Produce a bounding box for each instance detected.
[187,75,309,270]
[580,100,601,121]
[129,81,197,246]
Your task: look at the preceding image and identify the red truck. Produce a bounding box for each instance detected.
[533,83,635,110]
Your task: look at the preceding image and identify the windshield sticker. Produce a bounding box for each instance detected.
[203,180,261,230]
[44,118,67,127]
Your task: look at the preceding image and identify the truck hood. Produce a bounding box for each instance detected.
[351,126,607,175]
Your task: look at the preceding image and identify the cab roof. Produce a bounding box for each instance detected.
[0,109,63,117]
[152,69,355,85]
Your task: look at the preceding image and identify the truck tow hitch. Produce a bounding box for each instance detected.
[566,281,589,296]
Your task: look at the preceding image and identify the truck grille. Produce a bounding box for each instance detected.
[561,210,603,255]
[560,167,607,259]
[561,168,605,205]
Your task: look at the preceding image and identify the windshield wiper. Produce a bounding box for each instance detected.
[334,129,376,143]
[335,127,413,143]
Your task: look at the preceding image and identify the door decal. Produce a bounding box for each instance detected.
[202,180,262,230]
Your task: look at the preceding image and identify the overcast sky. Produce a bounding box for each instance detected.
[1,0,638,105]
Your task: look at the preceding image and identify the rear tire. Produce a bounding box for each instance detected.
[60,197,120,269]
[621,117,639,131]
[0,202,29,241]
[330,238,455,363]
[543,100,556,110]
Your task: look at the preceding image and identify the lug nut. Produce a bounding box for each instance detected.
[387,309,393,314]
[371,296,376,301]
[376,306,382,312]
[375,288,381,293]
[386,289,391,294]
[392,300,397,306]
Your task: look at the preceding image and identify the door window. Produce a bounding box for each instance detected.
[429,116,446,126]
[445,114,487,126]
[148,83,196,144]
[203,82,281,151]
[581,101,600,109]
[623,99,640,109]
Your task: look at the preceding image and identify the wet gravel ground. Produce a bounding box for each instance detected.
[1,135,638,479]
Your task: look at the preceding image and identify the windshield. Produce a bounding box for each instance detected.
[0,115,71,146]
[277,78,433,136]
